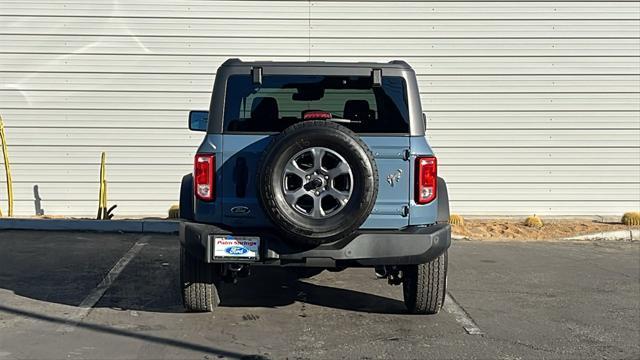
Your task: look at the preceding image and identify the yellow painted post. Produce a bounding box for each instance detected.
[102,180,107,217]
[0,115,14,217]
[101,154,107,213]
[97,152,106,219]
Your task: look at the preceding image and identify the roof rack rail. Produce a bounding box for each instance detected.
[388,60,409,66]
[222,58,242,65]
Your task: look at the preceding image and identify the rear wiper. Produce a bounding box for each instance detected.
[327,115,361,124]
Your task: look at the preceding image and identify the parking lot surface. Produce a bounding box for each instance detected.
[0,230,638,359]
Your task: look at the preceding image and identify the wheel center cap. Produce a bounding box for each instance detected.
[304,176,325,191]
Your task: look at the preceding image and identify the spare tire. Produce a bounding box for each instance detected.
[258,120,378,246]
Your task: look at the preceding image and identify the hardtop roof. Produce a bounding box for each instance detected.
[219,58,413,70]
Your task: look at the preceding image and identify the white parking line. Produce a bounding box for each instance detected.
[56,235,150,333]
[444,293,484,335]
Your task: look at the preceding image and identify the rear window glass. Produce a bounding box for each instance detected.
[223,74,409,133]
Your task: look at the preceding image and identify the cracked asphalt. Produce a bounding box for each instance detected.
[0,230,638,359]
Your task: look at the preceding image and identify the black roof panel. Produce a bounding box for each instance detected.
[220,58,412,70]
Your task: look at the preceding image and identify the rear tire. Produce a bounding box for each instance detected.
[402,250,448,314]
[180,246,220,312]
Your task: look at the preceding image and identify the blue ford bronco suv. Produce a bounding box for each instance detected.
[180,59,451,314]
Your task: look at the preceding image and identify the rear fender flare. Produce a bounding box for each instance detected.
[436,177,450,224]
[179,173,195,221]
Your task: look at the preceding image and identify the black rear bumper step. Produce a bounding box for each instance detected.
[180,222,451,267]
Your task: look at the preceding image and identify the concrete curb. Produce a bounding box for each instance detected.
[563,229,639,241]
[2,219,636,240]
[0,218,179,233]
[452,229,639,241]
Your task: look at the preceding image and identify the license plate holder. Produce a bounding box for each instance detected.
[211,235,260,261]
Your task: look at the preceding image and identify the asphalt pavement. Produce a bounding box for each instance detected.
[0,230,638,359]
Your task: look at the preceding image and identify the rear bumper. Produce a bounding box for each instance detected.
[180,222,450,267]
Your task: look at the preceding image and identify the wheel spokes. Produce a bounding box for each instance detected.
[310,196,325,218]
[327,161,351,178]
[284,160,308,179]
[284,187,306,204]
[325,188,350,205]
[282,146,354,219]
[310,147,326,171]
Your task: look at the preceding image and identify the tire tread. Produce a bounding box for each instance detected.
[181,246,220,312]
[403,250,448,314]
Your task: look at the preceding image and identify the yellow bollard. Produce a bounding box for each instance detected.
[0,115,14,217]
[96,152,117,220]
[97,152,107,219]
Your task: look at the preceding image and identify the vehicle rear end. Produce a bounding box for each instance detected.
[180,60,451,315]
[194,62,440,230]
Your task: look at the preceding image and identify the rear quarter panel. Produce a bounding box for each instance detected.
[408,135,439,225]
[359,136,411,229]
[193,134,223,224]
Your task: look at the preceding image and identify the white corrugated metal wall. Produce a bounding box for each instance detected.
[1,1,639,217]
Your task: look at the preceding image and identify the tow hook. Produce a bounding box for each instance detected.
[385,266,403,285]
[375,265,388,278]
[222,264,250,283]
[375,266,402,285]
[228,264,243,272]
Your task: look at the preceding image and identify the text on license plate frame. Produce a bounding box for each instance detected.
[212,235,260,260]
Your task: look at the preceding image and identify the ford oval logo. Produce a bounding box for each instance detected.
[225,246,248,255]
[230,206,250,214]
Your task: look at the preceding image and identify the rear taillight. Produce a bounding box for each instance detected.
[194,154,215,201]
[415,156,437,204]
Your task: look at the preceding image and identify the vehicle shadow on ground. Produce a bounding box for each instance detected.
[0,233,406,314]
[113,264,408,314]
[220,268,408,314]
